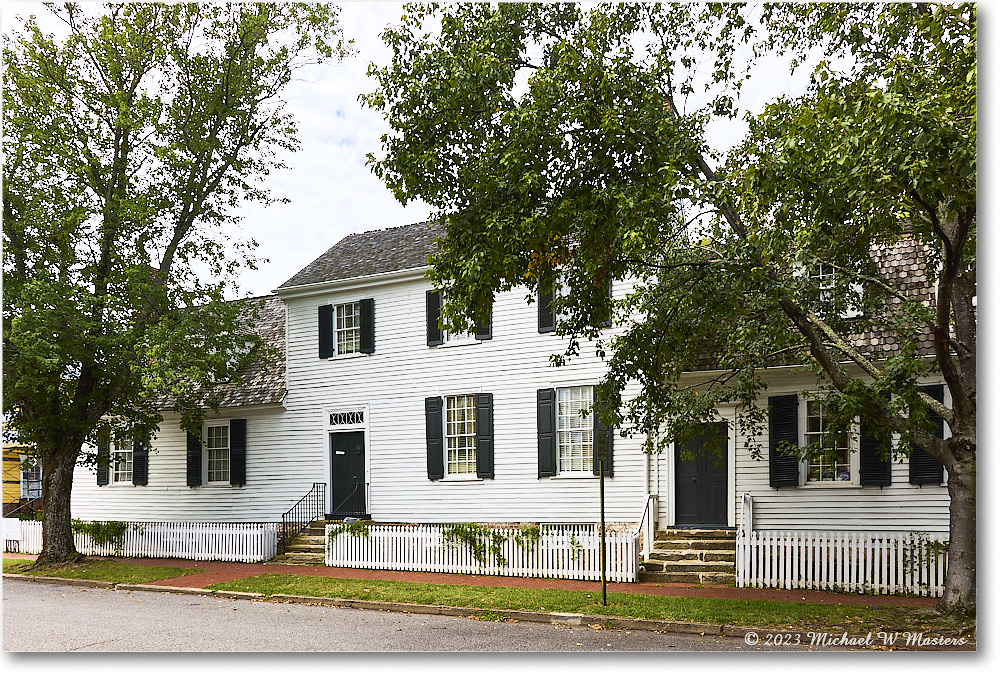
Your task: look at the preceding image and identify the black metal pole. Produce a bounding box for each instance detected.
[600,456,607,606]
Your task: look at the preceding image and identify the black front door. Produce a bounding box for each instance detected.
[330,431,366,517]
[674,422,728,527]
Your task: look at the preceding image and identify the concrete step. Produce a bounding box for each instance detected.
[638,570,734,585]
[647,550,735,563]
[654,529,736,541]
[652,538,736,551]
[641,560,734,573]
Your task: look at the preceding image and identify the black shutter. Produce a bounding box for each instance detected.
[229,419,247,486]
[318,304,334,358]
[910,384,945,485]
[360,298,375,354]
[476,393,494,478]
[186,431,202,487]
[592,399,613,477]
[538,290,556,333]
[96,430,110,486]
[599,280,613,328]
[425,396,444,480]
[768,394,800,487]
[859,417,891,487]
[475,306,492,341]
[132,435,149,487]
[537,388,557,477]
[426,291,443,346]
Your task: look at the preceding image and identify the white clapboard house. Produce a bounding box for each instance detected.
[66,221,951,591]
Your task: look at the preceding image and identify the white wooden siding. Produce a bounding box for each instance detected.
[650,372,950,534]
[282,275,650,524]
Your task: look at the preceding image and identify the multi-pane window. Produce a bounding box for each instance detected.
[206,424,230,483]
[557,386,593,473]
[805,400,851,482]
[111,436,133,484]
[20,459,41,499]
[445,395,477,475]
[336,302,361,355]
[810,263,836,305]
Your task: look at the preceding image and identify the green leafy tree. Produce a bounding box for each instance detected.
[363,3,975,615]
[3,2,349,565]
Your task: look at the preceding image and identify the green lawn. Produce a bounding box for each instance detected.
[207,573,971,638]
[3,557,201,584]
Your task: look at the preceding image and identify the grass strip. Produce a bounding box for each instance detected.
[207,573,963,636]
[3,558,202,584]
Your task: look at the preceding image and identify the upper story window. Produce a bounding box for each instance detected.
[538,278,613,334]
[206,423,230,483]
[336,302,361,354]
[804,399,852,483]
[445,394,477,476]
[319,299,375,358]
[557,386,594,473]
[810,263,836,305]
[426,290,491,346]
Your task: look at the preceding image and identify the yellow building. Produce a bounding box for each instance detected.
[3,440,40,516]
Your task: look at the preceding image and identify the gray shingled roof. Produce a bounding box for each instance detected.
[156,295,286,411]
[278,220,443,289]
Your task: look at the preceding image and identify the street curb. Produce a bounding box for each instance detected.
[264,592,742,637]
[3,573,746,636]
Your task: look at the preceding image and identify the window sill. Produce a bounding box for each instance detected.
[801,481,860,488]
[548,473,597,480]
[440,475,483,483]
[323,351,369,361]
[433,339,481,349]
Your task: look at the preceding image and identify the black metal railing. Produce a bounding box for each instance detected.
[279,483,326,553]
[330,482,369,519]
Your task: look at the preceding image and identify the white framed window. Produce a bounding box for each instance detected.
[557,385,594,473]
[335,302,361,355]
[803,399,856,484]
[20,456,41,499]
[445,394,477,475]
[110,435,133,484]
[206,423,230,483]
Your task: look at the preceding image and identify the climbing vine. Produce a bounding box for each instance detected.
[442,523,543,567]
[328,520,371,539]
[70,519,131,553]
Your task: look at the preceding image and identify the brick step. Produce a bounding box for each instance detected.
[639,570,734,585]
[652,539,736,551]
[654,529,736,541]
[641,560,734,573]
[647,550,735,563]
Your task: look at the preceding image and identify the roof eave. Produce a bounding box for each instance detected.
[274,266,429,300]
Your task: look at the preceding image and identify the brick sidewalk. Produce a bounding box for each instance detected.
[2,552,936,607]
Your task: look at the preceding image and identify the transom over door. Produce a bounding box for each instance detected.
[674,422,728,527]
[330,431,367,518]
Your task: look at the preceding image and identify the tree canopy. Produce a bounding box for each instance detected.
[2,2,348,563]
[363,2,975,614]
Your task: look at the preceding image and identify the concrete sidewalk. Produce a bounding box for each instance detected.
[2,552,937,608]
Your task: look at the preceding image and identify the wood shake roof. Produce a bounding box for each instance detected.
[278,220,443,289]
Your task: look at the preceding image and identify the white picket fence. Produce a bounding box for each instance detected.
[6,519,277,563]
[736,529,949,597]
[326,523,640,582]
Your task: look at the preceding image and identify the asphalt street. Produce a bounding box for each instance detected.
[3,578,836,652]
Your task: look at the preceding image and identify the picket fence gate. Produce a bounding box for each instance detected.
[326,523,639,582]
[736,529,948,597]
[9,520,277,563]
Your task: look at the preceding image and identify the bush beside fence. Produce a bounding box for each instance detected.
[5,519,277,563]
[736,530,948,597]
[326,523,639,582]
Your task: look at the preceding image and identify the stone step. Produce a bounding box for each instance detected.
[639,570,734,585]
[652,538,736,551]
[654,529,736,540]
[647,550,735,563]
[271,551,326,565]
[285,543,325,554]
[641,560,734,573]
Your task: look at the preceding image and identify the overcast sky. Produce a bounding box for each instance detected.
[4,2,946,299]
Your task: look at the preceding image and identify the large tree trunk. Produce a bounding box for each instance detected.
[939,447,976,616]
[33,443,85,567]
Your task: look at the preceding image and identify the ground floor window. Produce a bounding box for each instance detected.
[557,385,593,473]
[111,436,133,484]
[804,399,851,482]
[206,423,230,483]
[445,394,477,476]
